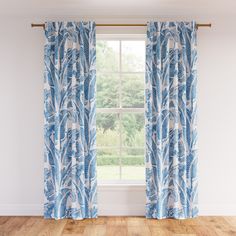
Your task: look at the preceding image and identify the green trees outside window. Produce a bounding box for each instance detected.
[96,39,145,181]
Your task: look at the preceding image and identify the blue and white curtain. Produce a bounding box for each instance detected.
[44,22,97,219]
[145,21,198,219]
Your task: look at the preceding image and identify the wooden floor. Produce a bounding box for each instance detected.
[0,216,236,236]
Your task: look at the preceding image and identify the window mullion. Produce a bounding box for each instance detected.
[119,40,122,180]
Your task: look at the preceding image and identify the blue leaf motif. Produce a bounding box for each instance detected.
[145,21,198,219]
[44,21,97,219]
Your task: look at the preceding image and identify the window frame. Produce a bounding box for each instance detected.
[96,34,146,185]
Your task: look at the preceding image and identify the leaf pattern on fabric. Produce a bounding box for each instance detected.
[145,21,198,219]
[44,21,97,219]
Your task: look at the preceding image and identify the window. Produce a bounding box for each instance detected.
[96,35,145,183]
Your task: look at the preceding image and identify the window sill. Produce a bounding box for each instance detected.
[98,183,145,191]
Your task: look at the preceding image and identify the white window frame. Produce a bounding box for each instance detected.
[96,34,146,185]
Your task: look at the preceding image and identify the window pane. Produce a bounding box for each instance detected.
[97,73,119,108]
[97,113,120,147]
[121,41,145,72]
[97,41,119,72]
[121,147,144,181]
[121,148,144,166]
[97,149,120,180]
[121,74,144,108]
[121,113,145,147]
[96,38,146,183]
[121,167,145,180]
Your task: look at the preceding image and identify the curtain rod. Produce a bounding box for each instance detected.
[31,23,211,29]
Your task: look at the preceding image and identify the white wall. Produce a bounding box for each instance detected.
[0,16,236,216]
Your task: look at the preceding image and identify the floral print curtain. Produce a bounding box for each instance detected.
[44,22,97,219]
[145,21,198,219]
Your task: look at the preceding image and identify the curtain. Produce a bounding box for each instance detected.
[44,22,97,219]
[145,21,198,219]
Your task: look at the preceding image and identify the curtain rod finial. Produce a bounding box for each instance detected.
[31,23,45,29]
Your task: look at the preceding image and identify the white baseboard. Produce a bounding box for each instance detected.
[0,204,236,216]
[0,204,43,216]
[199,204,236,216]
[98,203,145,216]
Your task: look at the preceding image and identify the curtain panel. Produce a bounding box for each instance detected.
[145,21,198,219]
[44,22,97,219]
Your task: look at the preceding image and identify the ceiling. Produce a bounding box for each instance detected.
[0,0,235,18]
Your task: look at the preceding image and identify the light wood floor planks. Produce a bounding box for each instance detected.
[0,216,236,236]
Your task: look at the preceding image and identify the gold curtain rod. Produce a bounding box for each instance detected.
[31,23,211,29]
